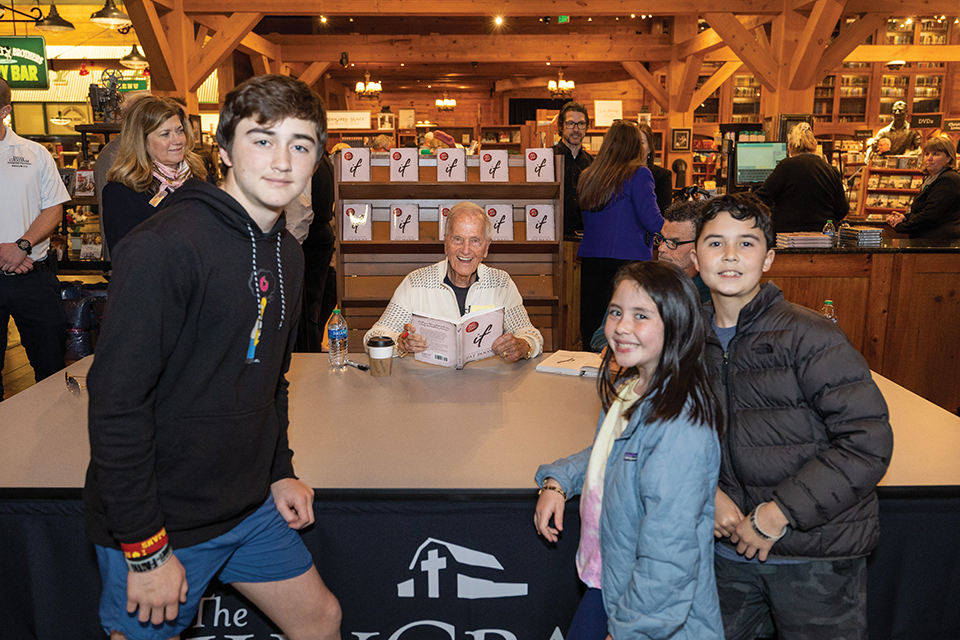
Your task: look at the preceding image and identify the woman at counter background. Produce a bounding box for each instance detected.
[102,97,207,253]
[576,120,664,350]
[886,136,960,240]
[638,121,673,214]
[534,261,723,640]
[755,122,848,234]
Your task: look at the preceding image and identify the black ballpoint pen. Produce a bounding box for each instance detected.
[345,360,370,371]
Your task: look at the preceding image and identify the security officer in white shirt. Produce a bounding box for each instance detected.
[0,77,70,399]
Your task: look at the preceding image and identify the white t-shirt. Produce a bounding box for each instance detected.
[0,127,71,260]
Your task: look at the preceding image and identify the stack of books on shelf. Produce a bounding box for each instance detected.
[839,226,883,247]
[776,233,835,248]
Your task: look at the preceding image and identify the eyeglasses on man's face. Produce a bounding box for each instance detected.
[653,233,696,251]
[563,121,588,130]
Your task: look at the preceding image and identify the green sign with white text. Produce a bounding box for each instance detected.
[118,79,149,92]
[0,36,50,89]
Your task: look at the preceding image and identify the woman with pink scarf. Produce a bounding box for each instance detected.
[102,97,207,253]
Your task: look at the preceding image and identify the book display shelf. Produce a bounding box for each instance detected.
[333,154,567,351]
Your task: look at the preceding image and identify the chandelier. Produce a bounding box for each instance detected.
[548,70,574,100]
[355,71,381,99]
[436,92,456,112]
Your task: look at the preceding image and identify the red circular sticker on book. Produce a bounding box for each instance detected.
[529,208,539,216]
[483,153,492,162]
[346,208,354,216]
[528,152,537,161]
[487,208,497,217]
[465,321,479,333]
[439,151,448,161]
[394,208,402,216]
[441,208,449,216]
[344,151,353,161]
[393,152,402,161]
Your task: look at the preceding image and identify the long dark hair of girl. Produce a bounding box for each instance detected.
[597,261,722,434]
[577,119,645,212]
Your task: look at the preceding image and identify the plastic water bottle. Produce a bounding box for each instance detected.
[820,300,838,324]
[328,309,348,371]
[822,219,837,246]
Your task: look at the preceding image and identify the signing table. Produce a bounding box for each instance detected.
[1,354,958,639]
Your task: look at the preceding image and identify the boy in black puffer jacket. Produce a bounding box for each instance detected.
[691,192,893,640]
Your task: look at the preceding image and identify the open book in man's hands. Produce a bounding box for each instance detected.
[411,307,504,369]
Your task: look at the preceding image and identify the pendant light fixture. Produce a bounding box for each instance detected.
[35,4,75,32]
[435,92,456,112]
[90,0,132,29]
[355,71,381,100]
[548,69,575,100]
[120,45,149,70]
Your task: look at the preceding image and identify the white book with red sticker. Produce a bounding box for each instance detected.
[411,307,505,369]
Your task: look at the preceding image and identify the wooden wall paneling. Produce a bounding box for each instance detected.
[561,240,581,350]
[763,252,874,356]
[881,253,960,413]
[860,252,896,371]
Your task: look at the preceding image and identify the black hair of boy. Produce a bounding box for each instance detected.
[217,74,328,162]
[696,192,775,250]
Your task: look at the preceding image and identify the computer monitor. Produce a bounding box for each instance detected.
[736,142,788,186]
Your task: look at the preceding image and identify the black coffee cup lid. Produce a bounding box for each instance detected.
[368,336,395,347]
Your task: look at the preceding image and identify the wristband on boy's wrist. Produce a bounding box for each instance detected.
[121,527,172,572]
[750,502,788,542]
[126,543,173,573]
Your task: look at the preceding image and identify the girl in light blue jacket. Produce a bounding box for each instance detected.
[535,261,724,640]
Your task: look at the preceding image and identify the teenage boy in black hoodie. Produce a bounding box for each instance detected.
[83,75,342,640]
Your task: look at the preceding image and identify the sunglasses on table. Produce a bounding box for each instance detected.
[652,233,696,250]
[65,371,87,398]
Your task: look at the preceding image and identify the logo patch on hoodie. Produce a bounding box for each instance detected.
[246,269,277,363]
[752,343,774,355]
[249,268,277,301]
[624,452,638,462]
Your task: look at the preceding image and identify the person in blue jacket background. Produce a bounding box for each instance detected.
[534,260,723,640]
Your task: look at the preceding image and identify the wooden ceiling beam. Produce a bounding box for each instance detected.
[126,0,178,92]
[298,62,332,87]
[621,61,670,111]
[812,13,886,80]
[845,44,960,62]
[690,60,742,107]
[676,16,772,59]
[703,12,779,92]
[177,0,958,15]
[674,53,705,112]
[788,0,847,90]
[193,14,280,60]
[182,0,789,15]
[272,34,673,63]
[188,12,264,91]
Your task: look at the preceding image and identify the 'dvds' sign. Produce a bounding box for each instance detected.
[913,114,942,128]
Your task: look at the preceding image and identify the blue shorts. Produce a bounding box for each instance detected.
[96,494,314,640]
